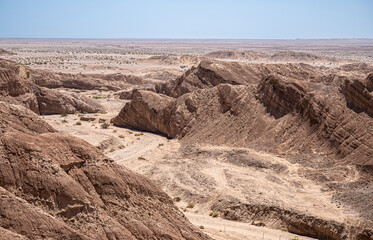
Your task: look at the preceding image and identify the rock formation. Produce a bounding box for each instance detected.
[0,101,209,240]
[31,71,143,91]
[0,59,104,114]
[340,74,373,117]
[155,60,269,97]
[155,60,323,98]
[338,63,373,75]
[113,60,373,239]
[205,50,270,60]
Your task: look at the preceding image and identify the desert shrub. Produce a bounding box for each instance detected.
[186,202,194,208]
[62,119,68,123]
[75,121,82,125]
[173,197,181,202]
[199,225,204,229]
[92,96,106,99]
[158,143,164,147]
[252,220,266,227]
[118,145,125,149]
[134,133,144,136]
[60,113,67,117]
[138,156,146,160]
[209,211,219,218]
[118,135,125,138]
[289,237,299,240]
[101,122,110,129]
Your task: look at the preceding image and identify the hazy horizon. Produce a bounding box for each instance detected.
[1,38,373,40]
[1,0,372,39]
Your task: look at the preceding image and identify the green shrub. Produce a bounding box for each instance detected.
[199,225,204,229]
[101,122,110,129]
[173,197,181,202]
[60,113,67,117]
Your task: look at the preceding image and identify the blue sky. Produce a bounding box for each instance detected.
[0,0,372,39]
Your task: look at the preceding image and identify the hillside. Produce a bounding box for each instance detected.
[0,59,210,240]
[112,60,373,239]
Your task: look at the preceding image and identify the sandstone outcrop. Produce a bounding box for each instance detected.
[35,88,103,114]
[0,59,103,114]
[212,200,372,240]
[155,60,268,97]
[0,102,55,134]
[112,89,174,134]
[339,63,373,75]
[0,102,209,240]
[113,61,373,239]
[155,60,321,98]
[340,74,373,117]
[31,71,143,91]
[115,75,373,166]
[116,89,134,100]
